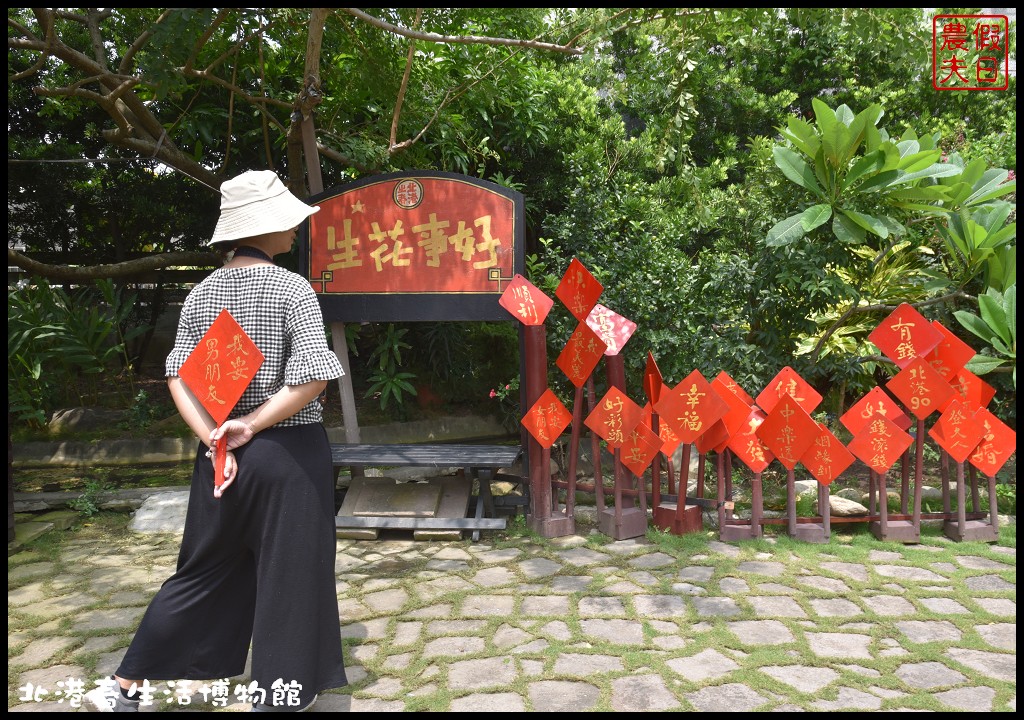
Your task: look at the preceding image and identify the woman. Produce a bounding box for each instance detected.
[85,170,347,712]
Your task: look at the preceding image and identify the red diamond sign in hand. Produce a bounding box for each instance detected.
[756,366,822,415]
[620,420,663,477]
[968,407,1017,477]
[925,320,975,382]
[840,386,911,435]
[499,274,553,326]
[522,388,573,449]
[868,302,943,369]
[555,257,603,322]
[756,394,820,470]
[585,386,643,449]
[941,366,996,413]
[556,322,607,388]
[847,414,914,474]
[928,398,985,464]
[585,304,637,356]
[886,356,955,420]
[654,370,729,445]
[178,309,265,426]
[726,408,774,473]
[801,423,855,486]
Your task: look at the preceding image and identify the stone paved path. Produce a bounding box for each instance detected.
[8,512,1017,712]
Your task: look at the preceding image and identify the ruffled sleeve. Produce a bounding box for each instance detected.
[283,280,344,385]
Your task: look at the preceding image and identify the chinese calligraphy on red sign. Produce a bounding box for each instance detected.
[498,274,553,326]
[755,366,822,415]
[522,389,573,449]
[726,408,774,473]
[929,399,985,463]
[584,386,643,450]
[886,356,955,421]
[756,394,819,471]
[868,303,943,369]
[847,414,914,474]
[932,14,1010,91]
[968,407,1017,477]
[555,257,603,322]
[177,309,264,425]
[307,176,515,294]
[556,322,606,388]
[585,304,637,356]
[925,320,976,381]
[620,421,663,477]
[840,386,911,435]
[801,423,855,486]
[654,370,728,445]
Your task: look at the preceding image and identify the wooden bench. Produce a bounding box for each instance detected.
[331,443,524,541]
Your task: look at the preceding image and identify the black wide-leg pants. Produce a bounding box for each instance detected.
[117,424,347,708]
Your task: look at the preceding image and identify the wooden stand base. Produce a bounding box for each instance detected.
[719,521,760,541]
[790,522,828,544]
[527,510,575,538]
[870,519,920,544]
[943,519,999,543]
[598,506,648,540]
[651,503,702,536]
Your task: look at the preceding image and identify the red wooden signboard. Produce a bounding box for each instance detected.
[178,309,265,426]
[556,322,607,388]
[755,366,822,415]
[555,257,603,322]
[868,302,943,369]
[969,407,1017,477]
[522,389,573,449]
[585,304,637,356]
[941,366,996,412]
[847,414,915,474]
[695,419,730,455]
[643,352,665,405]
[886,356,955,420]
[726,408,774,473]
[924,320,975,381]
[756,394,820,470]
[584,386,644,450]
[801,423,856,486]
[928,399,985,463]
[713,370,755,407]
[498,274,553,326]
[620,421,663,477]
[840,386,911,435]
[653,370,729,445]
[714,375,756,438]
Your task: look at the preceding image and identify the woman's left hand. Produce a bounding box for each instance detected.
[213,450,237,499]
[211,419,255,452]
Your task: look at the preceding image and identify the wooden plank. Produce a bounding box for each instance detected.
[331,443,521,469]
[334,516,507,530]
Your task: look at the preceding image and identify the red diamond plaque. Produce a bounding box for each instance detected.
[840,386,911,435]
[847,414,914,474]
[556,322,607,388]
[924,320,975,381]
[178,309,264,426]
[941,366,996,412]
[713,370,755,406]
[643,352,665,405]
[621,420,663,477]
[555,257,603,322]
[499,274,553,326]
[642,403,682,457]
[584,386,643,449]
[886,356,955,420]
[654,370,729,444]
[756,394,820,470]
[968,408,1017,477]
[726,408,774,473]
[868,302,943,369]
[800,423,855,486]
[522,389,572,449]
[756,366,822,414]
[928,399,985,463]
[585,304,637,356]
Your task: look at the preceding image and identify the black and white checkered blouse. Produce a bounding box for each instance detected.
[166,266,343,427]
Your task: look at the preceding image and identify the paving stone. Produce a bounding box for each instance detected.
[74,607,145,632]
[945,648,1016,682]
[975,623,1015,650]
[806,632,873,659]
[426,619,487,635]
[736,561,786,576]
[632,595,687,618]
[601,538,656,555]
[894,661,967,688]
[748,596,807,618]
[933,686,996,711]
[758,664,839,693]
[685,682,768,712]
[670,582,708,595]
[808,598,862,617]
[474,548,522,564]
[917,598,970,614]
[521,595,570,617]
[578,596,627,616]
[421,636,485,659]
[349,697,405,711]
[492,625,532,649]
[798,576,851,594]
[448,655,517,691]
[666,648,739,682]
[861,594,916,616]
[706,541,742,557]
[518,558,563,579]
[610,674,680,712]
[9,637,77,668]
[691,596,741,617]
[756,582,798,595]
[579,618,644,645]
[552,653,624,676]
[9,562,57,583]
[536,621,572,641]
[874,565,950,583]
[811,687,883,710]
[678,566,715,582]
[719,577,749,594]
[956,555,1014,571]
[528,680,600,712]
[820,562,869,581]
[726,620,794,646]
[627,552,676,569]
[461,594,516,617]
[895,620,962,643]
[550,575,594,593]
[973,598,1015,616]
[471,566,517,587]
[867,686,907,699]
[868,550,904,562]
[555,547,610,567]
[964,575,1015,591]
[627,570,660,586]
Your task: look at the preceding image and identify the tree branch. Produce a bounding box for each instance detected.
[8,249,220,281]
[390,9,422,152]
[340,8,584,54]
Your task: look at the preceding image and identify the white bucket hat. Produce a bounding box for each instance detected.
[208,170,320,245]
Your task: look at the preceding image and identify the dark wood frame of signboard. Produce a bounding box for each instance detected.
[297,171,531,540]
